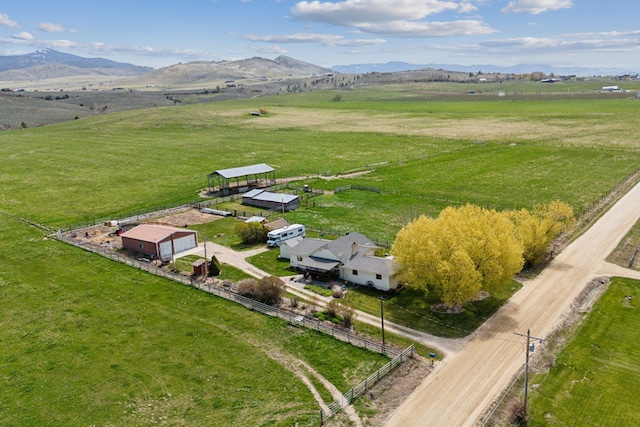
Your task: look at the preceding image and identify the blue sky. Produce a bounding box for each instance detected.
[1,0,639,70]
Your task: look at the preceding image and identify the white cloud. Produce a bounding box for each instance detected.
[501,0,573,15]
[12,32,34,41]
[250,45,288,55]
[292,0,460,25]
[0,37,77,49]
[0,13,18,27]
[290,0,496,37]
[480,35,640,54]
[83,42,209,60]
[244,33,386,47]
[358,19,495,37]
[38,22,77,33]
[567,30,640,38]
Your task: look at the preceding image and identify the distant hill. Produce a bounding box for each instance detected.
[332,61,639,77]
[0,49,152,80]
[124,55,334,87]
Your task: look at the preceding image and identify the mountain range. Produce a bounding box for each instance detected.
[0,49,152,81]
[331,61,639,77]
[123,55,333,87]
[0,49,636,89]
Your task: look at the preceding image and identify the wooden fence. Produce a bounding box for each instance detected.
[320,344,416,424]
[56,232,401,358]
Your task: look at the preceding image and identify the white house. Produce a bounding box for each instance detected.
[280,232,400,291]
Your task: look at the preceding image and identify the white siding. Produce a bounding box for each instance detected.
[340,268,397,291]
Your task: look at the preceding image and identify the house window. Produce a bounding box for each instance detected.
[352,270,358,276]
[139,243,144,249]
[376,274,382,280]
[297,256,302,262]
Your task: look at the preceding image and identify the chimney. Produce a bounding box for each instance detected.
[351,242,358,256]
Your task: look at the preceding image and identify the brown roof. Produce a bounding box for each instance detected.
[263,218,289,232]
[121,224,195,242]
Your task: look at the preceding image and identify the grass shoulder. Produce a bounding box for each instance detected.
[343,281,522,338]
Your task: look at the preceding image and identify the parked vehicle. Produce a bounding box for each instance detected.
[267,224,305,247]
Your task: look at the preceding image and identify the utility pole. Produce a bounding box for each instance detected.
[380,296,386,354]
[513,329,545,410]
[203,233,208,277]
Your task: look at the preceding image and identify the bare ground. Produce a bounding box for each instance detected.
[358,355,433,427]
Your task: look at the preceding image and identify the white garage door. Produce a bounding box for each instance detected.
[159,241,173,260]
[173,235,196,253]
[159,234,196,260]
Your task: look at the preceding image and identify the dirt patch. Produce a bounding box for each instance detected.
[358,355,432,427]
[146,209,222,227]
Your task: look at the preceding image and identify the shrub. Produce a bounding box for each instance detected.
[208,255,221,277]
[507,399,528,425]
[237,278,258,298]
[325,299,340,318]
[256,275,285,306]
[332,289,344,299]
[325,299,355,328]
[237,276,284,307]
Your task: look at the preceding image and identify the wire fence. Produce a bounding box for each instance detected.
[320,344,415,424]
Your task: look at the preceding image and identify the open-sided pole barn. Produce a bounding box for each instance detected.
[207,163,276,195]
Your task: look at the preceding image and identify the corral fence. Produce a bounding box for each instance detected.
[56,232,401,359]
[334,184,389,194]
[320,344,415,424]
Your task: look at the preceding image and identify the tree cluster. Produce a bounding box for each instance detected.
[235,221,266,245]
[391,201,574,307]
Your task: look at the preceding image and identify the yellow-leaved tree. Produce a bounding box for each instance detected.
[391,204,524,307]
[508,200,575,267]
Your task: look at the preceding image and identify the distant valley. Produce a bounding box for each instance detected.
[1,49,636,94]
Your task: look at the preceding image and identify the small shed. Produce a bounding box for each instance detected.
[245,216,267,224]
[192,258,208,276]
[121,224,198,261]
[264,218,289,232]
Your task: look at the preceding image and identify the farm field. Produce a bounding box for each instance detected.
[526,277,640,426]
[2,82,640,425]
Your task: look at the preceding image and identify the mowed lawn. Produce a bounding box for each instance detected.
[0,218,388,426]
[527,277,640,426]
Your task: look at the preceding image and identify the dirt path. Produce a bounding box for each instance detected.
[384,180,640,427]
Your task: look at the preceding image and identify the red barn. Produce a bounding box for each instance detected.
[121,224,198,261]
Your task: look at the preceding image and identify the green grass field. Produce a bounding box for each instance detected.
[0,218,388,426]
[2,83,640,425]
[527,277,640,426]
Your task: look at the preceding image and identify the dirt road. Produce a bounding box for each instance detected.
[384,181,640,427]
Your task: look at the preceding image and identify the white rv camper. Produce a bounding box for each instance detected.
[267,224,305,247]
